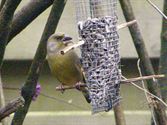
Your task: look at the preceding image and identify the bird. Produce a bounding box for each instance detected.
[47,33,91,103]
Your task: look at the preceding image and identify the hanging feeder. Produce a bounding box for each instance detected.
[74,0,121,114]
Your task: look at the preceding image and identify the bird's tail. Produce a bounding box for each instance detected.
[81,87,91,103]
[79,67,91,103]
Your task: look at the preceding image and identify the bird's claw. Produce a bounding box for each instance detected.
[56,84,65,93]
[75,82,82,91]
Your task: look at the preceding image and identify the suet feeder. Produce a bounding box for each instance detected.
[74,0,121,113]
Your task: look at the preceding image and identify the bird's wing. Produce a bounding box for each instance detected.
[74,58,86,82]
[74,59,91,103]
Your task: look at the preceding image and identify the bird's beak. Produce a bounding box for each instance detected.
[62,35,72,42]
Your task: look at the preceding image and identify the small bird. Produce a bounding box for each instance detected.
[47,33,91,103]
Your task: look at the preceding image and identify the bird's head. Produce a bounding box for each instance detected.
[48,33,72,43]
[47,33,72,54]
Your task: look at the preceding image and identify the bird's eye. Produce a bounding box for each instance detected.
[57,36,63,41]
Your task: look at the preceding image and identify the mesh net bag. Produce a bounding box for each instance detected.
[74,0,121,113]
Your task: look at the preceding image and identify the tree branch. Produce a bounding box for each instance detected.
[0,0,22,68]
[55,75,165,91]
[0,1,22,124]
[7,0,54,43]
[0,97,24,121]
[159,0,167,101]
[0,72,8,125]
[146,0,167,20]
[0,0,6,10]
[122,75,164,83]
[11,0,67,124]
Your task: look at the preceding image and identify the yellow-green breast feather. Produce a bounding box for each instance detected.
[48,50,83,86]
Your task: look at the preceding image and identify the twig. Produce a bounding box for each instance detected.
[121,75,167,108]
[121,74,164,83]
[0,73,5,109]
[137,59,157,125]
[60,20,137,55]
[60,40,85,55]
[55,74,164,91]
[0,97,24,121]
[3,86,19,90]
[117,20,137,30]
[146,0,167,20]
[56,84,86,91]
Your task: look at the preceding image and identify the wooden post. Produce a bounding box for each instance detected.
[114,104,126,125]
[88,1,126,125]
[119,0,167,124]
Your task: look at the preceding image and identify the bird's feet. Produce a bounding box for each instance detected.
[56,84,65,93]
[75,82,82,91]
